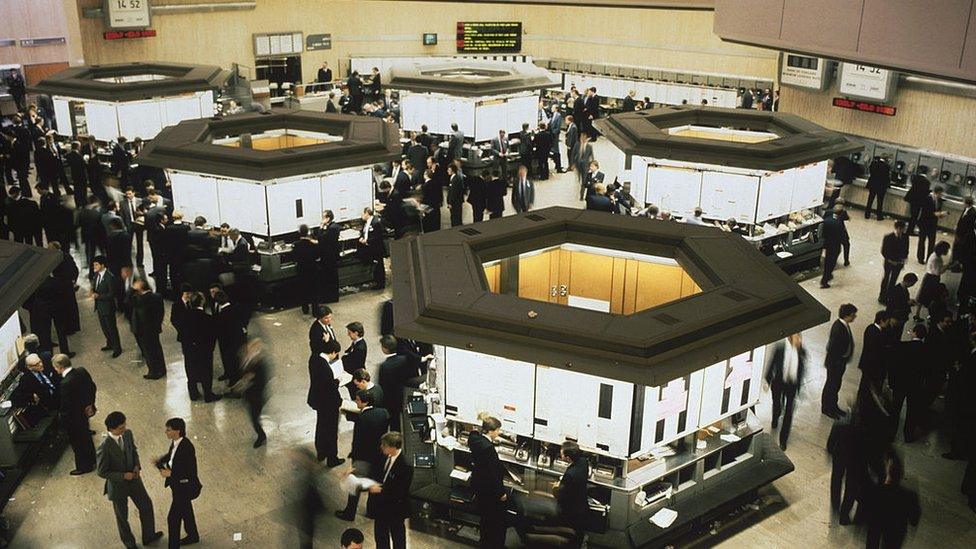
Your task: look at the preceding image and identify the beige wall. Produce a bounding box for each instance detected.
[76,0,776,83]
[1,0,82,69]
[780,85,976,159]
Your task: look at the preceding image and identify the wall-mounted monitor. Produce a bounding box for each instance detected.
[423,33,437,46]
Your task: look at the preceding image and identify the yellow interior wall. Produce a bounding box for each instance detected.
[75,0,776,84]
[484,263,500,293]
[671,128,776,143]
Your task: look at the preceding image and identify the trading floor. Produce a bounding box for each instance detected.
[3,139,974,548]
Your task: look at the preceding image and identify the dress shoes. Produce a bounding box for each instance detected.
[100,346,112,351]
[822,410,841,420]
[179,536,199,545]
[143,373,165,380]
[204,394,222,403]
[65,351,76,358]
[253,435,267,448]
[217,374,228,381]
[188,392,202,401]
[69,468,93,476]
[327,458,346,468]
[143,531,164,545]
[943,452,966,460]
[820,283,830,289]
[839,515,851,526]
[111,349,122,358]
[334,510,354,521]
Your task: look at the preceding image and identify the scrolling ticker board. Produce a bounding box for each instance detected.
[456,22,522,53]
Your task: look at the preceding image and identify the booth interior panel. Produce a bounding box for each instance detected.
[0,313,22,380]
[443,348,536,437]
[517,250,557,303]
[634,261,684,312]
[171,172,221,229]
[83,101,120,141]
[699,171,760,224]
[567,251,614,306]
[215,179,268,237]
[610,257,627,315]
[266,176,323,237]
[117,100,164,141]
[484,264,501,293]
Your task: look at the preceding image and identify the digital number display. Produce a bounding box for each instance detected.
[456,22,522,53]
[105,0,151,30]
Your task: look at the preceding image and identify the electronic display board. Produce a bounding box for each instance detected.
[456,22,522,53]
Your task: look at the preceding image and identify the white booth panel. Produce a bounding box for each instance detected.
[84,101,121,141]
[170,172,220,225]
[698,346,765,426]
[0,312,22,380]
[756,169,794,222]
[162,94,204,127]
[639,370,705,451]
[117,101,164,140]
[700,171,759,224]
[399,93,428,134]
[216,178,268,236]
[505,94,539,135]
[198,90,215,117]
[535,366,634,458]
[645,165,702,218]
[324,168,373,223]
[267,176,323,236]
[444,348,536,437]
[53,98,72,137]
[474,100,507,142]
[791,161,828,211]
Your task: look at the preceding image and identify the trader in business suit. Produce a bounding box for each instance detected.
[12,354,60,411]
[66,141,88,207]
[533,122,553,180]
[470,415,510,548]
[335,390,390,521]
[315,210,341,304]
[308,305,337,355]
[448,123,465,160]
[358,208,385,288]
[342,322,368,398]
[904,172,930,237]
[820,207,845,289]
[822,303,857,419]
[487,170,507,220]
[368,432,414,549]
[917,186,947,263]
[132,279,166,380]
[865,156,891,220]
[764,333,806,450]
[446,163,467,227]
[97,411,163,549]
[53,353,97,475]
[575,133,594,200]
[512,164,535,214]
[548,105,564,173]
[585,183,614,213]
[158,417,201,548]
[564,115,580,177]
[214,290,247,383]
[308,337,345,465]
[885,273,917,338]
[91,256,122,357]
[554,440,589,544]
[185,292,221,402]
[490,130,510,179]
[891,324,928,443]
[377,335,411,432]
[857,310,892,388]
[879,221,910,303]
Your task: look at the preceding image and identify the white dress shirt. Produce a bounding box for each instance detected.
[168,437,183,468]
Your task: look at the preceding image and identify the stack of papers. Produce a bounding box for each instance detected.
[720,433,741,443]
[450,468,472,481]
[340,474,378,496]
[650,507,678,528]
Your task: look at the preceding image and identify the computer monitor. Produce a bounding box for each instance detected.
[423,33,437,46]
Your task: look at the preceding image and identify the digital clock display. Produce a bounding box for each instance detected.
[105,0,152,30]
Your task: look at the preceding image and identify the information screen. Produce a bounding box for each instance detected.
[456,22,522,53]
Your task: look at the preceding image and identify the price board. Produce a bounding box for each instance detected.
[456,22,522,53]
[105,0,151,30]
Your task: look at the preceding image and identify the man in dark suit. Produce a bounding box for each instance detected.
[7,186,42,246]
[221,228,250,268]
[336,390,390,521]
[159,417,202,547]
[214,290,247,383]
[583,87,600,138]
[420,169,443,232]
[53,353,97,475]
[512,164,535,213]
[820,209,845,288]
[533,122,553,181]
[891,324,928,442]
[97,411,162,549]
[185,293,220,402]
[368,432,413,549]
[393,160,412,195]
[447,123,465,160]
[765,333,806,450]
[585,183,614,213]
[917,186,946,263]
[79,196,104,272]
[865,156,891,220]
[885,273,917,337]
[315,210,341,304]
[105,219,131,307]
[953,199,976,299]
[120,187,146,267]
[571,89,585,137]
[548,105,564,173]
[111,137,132,188]
[12,353,60,411]
[293,224,319,315]
[822,303,857,419]
[517,123,534,177]
[466,171,487,223]
[490,130,510,179]
[66,141,89,206]
[622,90,637,112]
[555,440,589,543]
[316,61,333,84]
[904,172,930,236]
[163,213,190,293]
[91,256,122,357]
[446,164,466,227]
[565,114,580,174]
[342,322,368,397]
[132,280,166,380]
[880,221,910,303]
[358,208,385,288]
[858,310,892,388]
[308,337,345,466]
[377,335,411,432]
[486,170,507,219]
[308,305,338,355]
[405,134,428,174]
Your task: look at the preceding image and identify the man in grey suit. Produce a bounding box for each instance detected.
[575,132,594,200]
[512,165,535,213]
[548,105,564,173]
[490,130,510,179]
[447,123,465,160]
[565,115,580,177]
[91,255,122,357]
[97,411,163,548]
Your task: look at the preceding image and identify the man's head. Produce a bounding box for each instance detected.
[518,164,527,179]
[132,279,147,294]
[165,417,186,439]
[379,431,403,457]
[341,528,365,549]
[480,414,502,440]
[935,312,954,329]
[354,389,375,410]
[23,333,39,353]
[911,323,928,340]
[52,353,71,374]
[92,255,107,273]
[838,303,857,323]
[361,207,373,221]
[105,411,127,436]
[25,354,43,373]
[322,209,334,224]
[560,440,582,463]
[314,305,333,325]
[934,185,944,197]
[893,220,906,236]
[379,334,398,355]
[346,322,364,340]
[903,272,919,288]
[124,187,134,199]
[451,123,458,131]
[873,309,891,327]
[352,369,371,390]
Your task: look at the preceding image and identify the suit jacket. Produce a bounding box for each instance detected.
[394,170,412,195]
[350,406,389,463]
[133,291,164,336]
[342,339,367,375]
[306,353,341,411]
[825,319,854,365]
[764,340,807,391]
[585,194,614,213]
[97,430,144,501]
[918,194,942,229]
[881,232,909,263]
[490,136,510,159]
[292,238,318,276]
[360,217,385,260]
[308,320,336,355]
[60,367,96,426]
[622,96,636,112]
[110,144,131,175]
[886,284,911,322]
[162,438,202,500]
[821,215,844,249]
[12,368,60,410]
[106,229,132,271]
[468,431,505,502]
[119,197,141,232]
[92,270,117,315]
[448,130,465,160]
[185,308,217,353]
[447,173,466,207]
[378,354,410,415]
[533,131,553,157]
[549,112,564,141]
[315,223,341,269]
[487,177,507,214]
[890,339,926,391]
[225,237,250,265]
[867,159,890,192]
[576,142,593,172]
[512,178,535,213]
[466,175,487,209]
[367,452,414,520]
[170,298,191,342]
[557,459,590,524]
[572,96,585,124]
[406,144,428,172]
[905,175,930,205]
[858,323,887,381]
[215,302,247,348]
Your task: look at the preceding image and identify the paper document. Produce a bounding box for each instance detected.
[720,433,741,443]
[323,354,352,385]
[341,474,378,496]
[650,507,678,528]
[450,469,472,481]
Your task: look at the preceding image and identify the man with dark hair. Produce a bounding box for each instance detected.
[53,353,97,475]
[368,431,413,549]
[352,369,384,408]
[880,220,909,303]
[358,208,385,288]
[917,185,947,263]
[91,256,122,357]
[822,303,857,419]
[446,163,466,227]
[308,336,344,466]
[892,324,928,443]
[159,417,202,546]
[132,279,166,380]
[341,528,365,549]
[185,292,220,402]
[820,206,845,288]
[858,310,892,388]
[341,322,367,396]
[378,335,410,431]
[335,390,390,521]
[214,290,247,383]
[308,305,336,355]
[886,273,918,337]
[293,224,319,314]
[555,440,589,543]
[97,411,162,548]
[316,210,341,303]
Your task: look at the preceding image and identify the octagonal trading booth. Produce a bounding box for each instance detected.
[136,110,400,302]
[388,60,559,166]
[392,208,828,547]
[596,106,861,274]
[32,61,228,142]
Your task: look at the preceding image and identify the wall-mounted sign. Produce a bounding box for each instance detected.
[103,29,157,40]
[832,97,896,116]
[104,0,152,30]
[838,62,897,102]
[456,22,522,53]
[254,32,303,57]
[0,39,18,47]
[780,53,829,90]
[306,34,331,51]
[19,37,67,47]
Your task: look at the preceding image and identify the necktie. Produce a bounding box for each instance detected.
[383,456,394,482]
[116,435,124,453]
[35,372,55,394]
[129,199,135,221]
[96,273,103,289]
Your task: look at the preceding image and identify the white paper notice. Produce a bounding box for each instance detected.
[341,474,378,496]
[650,507,678,528]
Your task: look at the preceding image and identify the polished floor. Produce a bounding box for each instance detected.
[6,140,976,548]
